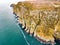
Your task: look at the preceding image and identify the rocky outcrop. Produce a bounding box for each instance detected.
[11,1,60,45]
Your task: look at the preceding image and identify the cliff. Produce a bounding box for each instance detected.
[11,1,60,45]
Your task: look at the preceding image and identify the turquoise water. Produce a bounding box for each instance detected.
[0,4,59,45]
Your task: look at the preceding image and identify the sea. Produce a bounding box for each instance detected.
[0,4,59,45]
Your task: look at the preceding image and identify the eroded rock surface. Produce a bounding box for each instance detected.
[11,1,60,45]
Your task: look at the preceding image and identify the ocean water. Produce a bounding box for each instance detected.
[0,4,59,45]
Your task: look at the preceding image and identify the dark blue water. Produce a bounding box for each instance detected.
[0,4,59,45]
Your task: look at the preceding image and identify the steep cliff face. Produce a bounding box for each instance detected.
[11,1,60,44]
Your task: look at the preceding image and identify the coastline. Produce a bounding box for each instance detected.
[18,21,55,45]
[11,1,60,45]
[14,14,55,45]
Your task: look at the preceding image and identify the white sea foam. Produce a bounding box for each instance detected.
[18,25,30,45]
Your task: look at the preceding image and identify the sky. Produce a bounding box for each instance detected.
[0,0,58,6]
[0,0,25,5]
[0,0,58,5]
